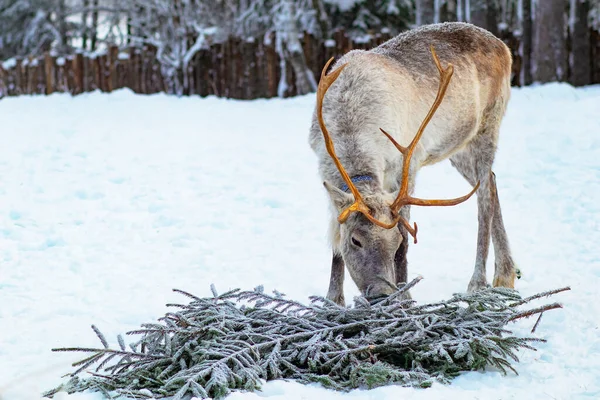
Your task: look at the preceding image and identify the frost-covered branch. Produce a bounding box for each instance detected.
[44,280,569,399]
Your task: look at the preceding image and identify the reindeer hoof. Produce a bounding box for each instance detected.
[327,294,346,307]
[493,273,516,289]
[493,259,518,289]
[467,279,490,293]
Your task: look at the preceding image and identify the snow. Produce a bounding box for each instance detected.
[324,0,362,12]
[2,57,17,70]
[354,34,373,44]
[0,83,599,400]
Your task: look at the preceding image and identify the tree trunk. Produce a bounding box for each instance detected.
[277,0,316,96]
[521,0,533,85]
[416,0,435,25]
[311,0,330,38]
[284,44,317,95]
[91,0,99,52]
[57,0,69,53]
[469,0,499,36]
[127,16,132,45]
[457,0,466,21]
[82,0,89,50]
[533,0,567,83]
[569,0,591,86]
[442,0,458,22]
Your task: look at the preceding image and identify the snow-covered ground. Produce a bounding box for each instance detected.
[0,83,599,400]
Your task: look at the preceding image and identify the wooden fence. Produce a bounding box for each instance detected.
[1,29,599,100]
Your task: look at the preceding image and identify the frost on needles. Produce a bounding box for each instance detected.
[44,278,569,400]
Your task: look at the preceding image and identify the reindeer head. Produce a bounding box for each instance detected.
[316,47,479,299]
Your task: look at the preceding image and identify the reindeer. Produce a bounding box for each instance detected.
[308,22,517,305]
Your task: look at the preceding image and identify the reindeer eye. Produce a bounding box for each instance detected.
[351,237,363,248]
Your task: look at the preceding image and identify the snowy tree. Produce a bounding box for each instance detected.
[440,0,459,21]
[125,0,219,96]
[416,0,435,25]
[469,0,500,35]
[81,0,90,49]
[324,0,413,36]
[591,0,600,28]
[456,0,466,20]
[569,0,591,85]
[519,0,533,85]
[0,0,58,58]
[270,0,318,95]
[239,0,320,96]
[311,0,331,36]
[532,0,567,82]
[497,0,519,28]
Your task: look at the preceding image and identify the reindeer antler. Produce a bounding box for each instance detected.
[380,46,480,243]
[316,58,399,229]
[316,46,479,244]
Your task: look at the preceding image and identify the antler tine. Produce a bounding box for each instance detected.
[379,128,408,154]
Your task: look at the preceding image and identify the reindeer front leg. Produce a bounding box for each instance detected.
[394,205,412,300]
[327,253,346,306]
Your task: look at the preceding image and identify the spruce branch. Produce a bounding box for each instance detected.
[44,282,568,400]
[531,313,544,333]
[508,303,563,322]
[508,286,571,307]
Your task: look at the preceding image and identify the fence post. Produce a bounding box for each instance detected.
[26,57,35,94]
[107,45,119,92]
[73,53,84,94]
[57,57,68,93]
[0,64,6,98]
[196,49,209,97]
[44,52,54,94]
[266,32,277,98]
[242,37,257,100]
[234,37,243,99]
[223,38,231,98]
[255,37,265,98]
[15,58,24,96]
[592,28,600,84]
[4,63,16,96]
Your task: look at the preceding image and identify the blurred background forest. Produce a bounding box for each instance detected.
[0,0,599,99]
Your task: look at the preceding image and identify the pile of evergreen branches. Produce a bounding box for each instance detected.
[44,278,569,400]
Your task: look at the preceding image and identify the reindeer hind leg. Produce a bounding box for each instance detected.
[449,133,496,292]
[490,171,517,289]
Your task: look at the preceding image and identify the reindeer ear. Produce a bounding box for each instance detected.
[323,181,354,211]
